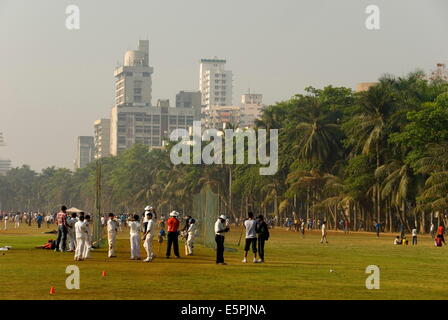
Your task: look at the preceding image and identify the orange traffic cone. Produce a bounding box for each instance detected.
[101,270,107,277]
[49,287,55,295]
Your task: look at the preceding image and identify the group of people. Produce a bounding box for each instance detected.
[0,212,45,230]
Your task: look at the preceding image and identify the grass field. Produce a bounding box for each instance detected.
[0,224,447,300]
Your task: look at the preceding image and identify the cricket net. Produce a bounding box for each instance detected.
[193,185,219,249]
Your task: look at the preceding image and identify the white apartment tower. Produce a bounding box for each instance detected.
[94,119,111,159]
[199,58,233,107]
[0,132,11,176]
[114,40,154,107]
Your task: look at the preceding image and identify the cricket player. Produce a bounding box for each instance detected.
[215,215,230,265]
[67,213,78,252]
[83,215,92,259]
[3,214,8,230]
[186,218,197,256]
[14,214,20,229]
[142,212,155,262]
[74,214,88,261]
[127,214,141,260]
[107,213,119,258]
[320,220,328,244]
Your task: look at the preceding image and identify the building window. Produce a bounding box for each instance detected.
[153,115,160,124]
[125,72,133,76]
[143,72,151,77]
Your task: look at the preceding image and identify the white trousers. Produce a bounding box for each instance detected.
[108,232,117,257]
[68,232,76,251]
[143,234,154,260]
[75,236,87,260]
[83,235,92,259]
[130,234,140,259]
[15,221,20,229]
[186,234,195,255]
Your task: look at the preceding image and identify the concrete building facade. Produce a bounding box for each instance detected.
[240,93,264,128]
[94,118,111,159]
[199,58,233,107]
[75,136,94,169]
[0,132,11,176]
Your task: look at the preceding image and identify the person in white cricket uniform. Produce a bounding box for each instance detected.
[74,215,88,261]
[83,215,92,259]
[320,221,328,244]
[143,212,155,262]
[14,214,20,229]
[107,213,119,258]
[67,213,78,252]
[4,214,8,230]
[127,214,141,260]
[186,218,197,256]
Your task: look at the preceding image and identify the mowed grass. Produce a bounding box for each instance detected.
[0,224,448,300]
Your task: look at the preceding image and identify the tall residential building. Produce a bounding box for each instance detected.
[240,93,264,127]
[110,100,198,155]
[114,40,154,107]
[75,136,94,169]
[109,40,200,156]
[0,132,11,176]
[199,58,233,107]
[202,105,241,129]
[429,63,448,81]
[94,119,111,159]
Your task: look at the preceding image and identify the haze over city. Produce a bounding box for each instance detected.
[0,0,447,170]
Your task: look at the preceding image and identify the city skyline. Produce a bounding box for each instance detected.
[1,0,447,171]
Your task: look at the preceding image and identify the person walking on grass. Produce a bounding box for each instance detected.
[55,206,68,252]
[142,212,155,262]
[320,221,328,244]
[256,215,270,263]
[215,214,230,265]
[82,215,92,259]
[74,214,87,261]
[412,226,418,245]
[166,211,180,259]
[242,212,259,263]
[107,213,119,258]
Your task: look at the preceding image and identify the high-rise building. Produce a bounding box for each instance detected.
[114,40,154,107]
[202,105,241,129]
[429,63,448,81]
[240,93,264,127]
[110,100,198,155]
[94,119,111,159]
[199,58,233,107]
[75,136,94,169]
[0,132,11,176]
[109,41,200,156]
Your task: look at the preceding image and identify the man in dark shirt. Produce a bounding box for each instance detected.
[256,215,270,263]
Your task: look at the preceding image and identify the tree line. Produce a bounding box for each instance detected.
[1,70,447,233]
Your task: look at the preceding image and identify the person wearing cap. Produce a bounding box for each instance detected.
[186,218,197,256]
[166,211,180,259]
[215,214,230,265]
[107,213,119,258]
[142,212,156,262]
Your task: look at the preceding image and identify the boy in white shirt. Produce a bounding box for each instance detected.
[74,215,88,261]
[107,213,119,258]
[83,215,92,259]
[142,212,155,262]
[186,218,197,256]
[242,212,259,263]
[412,227,418,245]
[127,215,141,260]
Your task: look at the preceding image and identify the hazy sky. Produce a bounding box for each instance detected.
[0,0,447,171]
